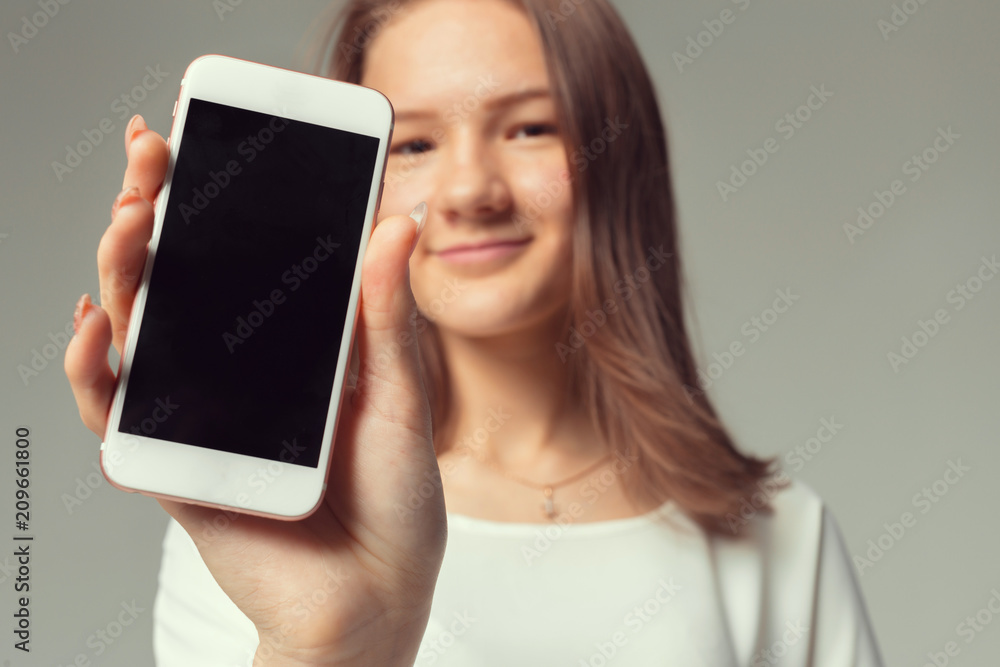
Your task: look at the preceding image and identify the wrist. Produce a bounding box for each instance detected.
[252,602,431,667]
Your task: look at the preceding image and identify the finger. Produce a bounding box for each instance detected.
[64,297,116,438]
[122,115,170,202]
[347,336,360,390]
[98,193,155,354]
[353,206,426,403]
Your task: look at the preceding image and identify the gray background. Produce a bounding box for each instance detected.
[0,0,997,664]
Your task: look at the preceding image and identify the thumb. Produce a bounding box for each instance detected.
[352,203,427,400]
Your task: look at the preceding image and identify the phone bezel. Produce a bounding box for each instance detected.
[100,54,394,520]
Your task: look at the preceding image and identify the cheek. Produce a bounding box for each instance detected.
[511,158,576,299]
[509,152,573,231]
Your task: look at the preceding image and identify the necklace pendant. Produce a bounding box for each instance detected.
[542,487,556,520]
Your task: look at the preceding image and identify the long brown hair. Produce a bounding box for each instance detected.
[300,0,785,536]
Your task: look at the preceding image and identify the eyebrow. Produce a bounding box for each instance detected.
[394,87,552,123]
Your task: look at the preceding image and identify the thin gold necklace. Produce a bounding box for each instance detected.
[472,449,614,520]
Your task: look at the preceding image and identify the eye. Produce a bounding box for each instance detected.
[512,123,558,139]
[392,138,434,156]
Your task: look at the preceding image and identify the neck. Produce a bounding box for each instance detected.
[435,311,606,479]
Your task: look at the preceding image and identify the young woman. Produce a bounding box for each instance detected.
[65,0,885,664]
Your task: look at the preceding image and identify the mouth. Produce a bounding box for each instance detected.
[434,238,533,265]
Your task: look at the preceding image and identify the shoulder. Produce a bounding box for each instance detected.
[705,478,823,655]
[714,475,826,556]
[708,477,885,665]
[759,475,827,554]
[709,476,827,593]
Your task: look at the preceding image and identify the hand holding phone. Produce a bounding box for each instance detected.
[104,55,399,519]
[64,56,446,665]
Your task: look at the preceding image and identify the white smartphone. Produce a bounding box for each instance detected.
[101,55,393,520]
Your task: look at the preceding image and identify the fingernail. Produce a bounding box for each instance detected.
[408,201,427,255]
[111,186,143,221]
[126,114,147,149]
[73,294,95,335]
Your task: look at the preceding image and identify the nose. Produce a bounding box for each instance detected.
[432,125,512,224]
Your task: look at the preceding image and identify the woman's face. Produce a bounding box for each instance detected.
[363,0,575,338]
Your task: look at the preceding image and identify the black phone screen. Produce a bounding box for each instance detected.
[117,98,381,468]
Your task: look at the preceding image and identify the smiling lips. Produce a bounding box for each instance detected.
[434,238,532,264]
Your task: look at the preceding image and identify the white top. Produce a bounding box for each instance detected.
[152,479,884,666]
